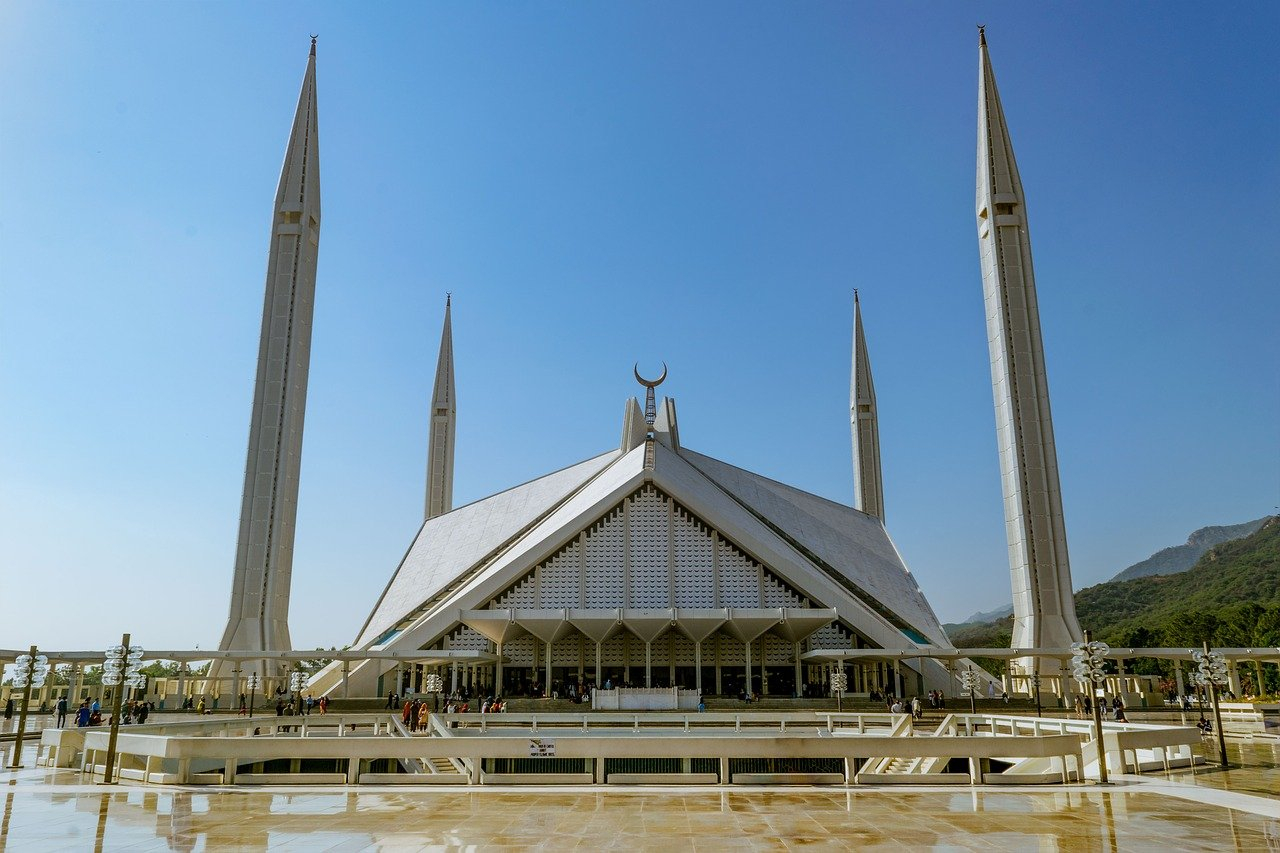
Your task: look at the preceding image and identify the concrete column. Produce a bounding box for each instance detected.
[175,665,185,707]
[451,663,459,695]
[694,642,702,693]
[341,661,350,699]
[743,641,752,696]
[1174,662,1185,697]
[760,641,768,696]
[73,664,85,703]
[1255,660,1265,696]
[495,646,504,696]
[793,644,801,699]
[893,660,902,698]
[1227,662,1241,696]
[546,642,554,695]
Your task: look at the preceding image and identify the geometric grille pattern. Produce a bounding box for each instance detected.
[538,539,580,607]
[490,485,817,612]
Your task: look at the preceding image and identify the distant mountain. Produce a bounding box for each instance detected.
[1110,517,1270,581]
[948,515,1269,628]
[959,604,1014,625]
[1075,516,1280,637]
[950,516,1280,653]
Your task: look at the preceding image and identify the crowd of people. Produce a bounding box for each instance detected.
[398,693,509,731]
[1073,694,1129,722]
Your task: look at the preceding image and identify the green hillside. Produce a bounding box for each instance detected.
[948,517,1280,689]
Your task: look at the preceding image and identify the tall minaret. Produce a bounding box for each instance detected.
[214,39,321,679]
[850,291,884,521]
[975,29,1082,656]
[424,295,456,519]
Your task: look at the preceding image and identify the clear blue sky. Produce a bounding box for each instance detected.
[1,3,1276,652]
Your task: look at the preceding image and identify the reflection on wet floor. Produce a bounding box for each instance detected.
[0,784,1277,851]
[0,740,1276,851]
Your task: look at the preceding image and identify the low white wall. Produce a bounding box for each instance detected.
[592,687,700,711]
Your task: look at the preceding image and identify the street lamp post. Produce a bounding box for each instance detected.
[6,646,49,769]
[1071,630,1110,785]
[289,668,307,717]
[1193,644,1230,768]
[246,673,260,717]
[425,673,444,716]
[959,668,979,714]
[829,670,847,713]
[101,634,145,784]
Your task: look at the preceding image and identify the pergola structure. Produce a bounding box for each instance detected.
[5,646,1276,709]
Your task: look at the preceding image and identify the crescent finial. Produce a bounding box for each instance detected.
[633,361,668,388]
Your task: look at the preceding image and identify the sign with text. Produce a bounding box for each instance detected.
[528,738,556,758]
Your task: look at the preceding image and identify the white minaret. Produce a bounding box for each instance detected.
[214,39,321,682]
[424,295,456,519]
[976,29,1082,657]
[850,291,884,522]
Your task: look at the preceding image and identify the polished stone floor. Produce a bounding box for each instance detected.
[0,741,1277,851]
[3,783,1280,852]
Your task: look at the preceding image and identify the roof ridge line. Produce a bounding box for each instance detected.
[359,446,642,647]
[674,447,933,645]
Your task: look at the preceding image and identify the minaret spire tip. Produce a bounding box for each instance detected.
[977,25,986,46]
[310,34,318,56]
[445,291,451,308]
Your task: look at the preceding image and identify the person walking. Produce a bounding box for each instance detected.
[56,695,69,728]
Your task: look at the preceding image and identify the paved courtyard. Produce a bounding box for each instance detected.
[0,741,1277,851]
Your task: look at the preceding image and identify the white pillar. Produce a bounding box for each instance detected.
[341,661,350,699]
[645,642,652,688]
[594,642,602,688]
[495,645,504,695]
[1174,661,1185,697]
[694,642,702,693]
[546,641,554,696]
[1227,662,1241,696]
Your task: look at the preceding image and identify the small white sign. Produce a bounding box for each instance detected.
[528,738,556,758]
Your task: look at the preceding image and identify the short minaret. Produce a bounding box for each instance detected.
[424,295,456,519]
[850,291,884,521]
[215,39,321,674]
[976,29,1082,654]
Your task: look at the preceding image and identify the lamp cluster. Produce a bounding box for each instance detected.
[103,644,146,689]
[424,673,444,694]
[289,670,309,693]
[958,669,981,697]
[1191,649,1228,688]
[1070,640,1110,683]
[11,653,49,689]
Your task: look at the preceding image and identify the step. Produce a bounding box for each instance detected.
[608,773,719,785]
[856,772,970,785]
[481,772,594,785]
[360,772,468,784]
[235,773,347,785]
[731,772,844,785]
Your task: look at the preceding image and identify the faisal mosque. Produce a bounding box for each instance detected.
[208,29,1083,703]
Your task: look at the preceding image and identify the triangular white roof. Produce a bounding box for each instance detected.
[353,436,952,655]
[353,450,620,647]
[680,449,949,646]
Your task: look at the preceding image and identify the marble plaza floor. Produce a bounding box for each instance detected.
[0,742,1277,851]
